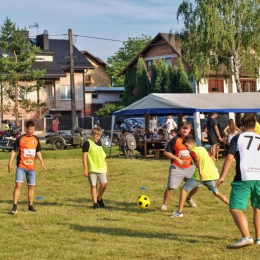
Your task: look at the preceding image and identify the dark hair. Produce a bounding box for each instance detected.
[241,114,256,129]
[26,120,35,128]
[180,121,192,129]
[122,129,128,135]
[182,134,195,145]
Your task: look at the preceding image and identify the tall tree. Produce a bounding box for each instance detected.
[175,58,193,93]
[175,0,260,92]
[150,60,157,93]
[122,67,136,106]
[106,35,152,87]
[135,58,150,100]
[154,59,171,93]
[0,17,45,125]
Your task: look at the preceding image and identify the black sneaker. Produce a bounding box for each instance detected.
[28,205,37,212]
[93,203,99,209]
[10,205,17,214]
[97,198,105,208]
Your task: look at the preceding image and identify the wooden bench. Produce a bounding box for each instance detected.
[153,149,165,159]
[216,144,227,160]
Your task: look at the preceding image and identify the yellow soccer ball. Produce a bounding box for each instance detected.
[136,195,150,209]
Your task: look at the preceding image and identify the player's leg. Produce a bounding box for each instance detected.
[205,180,229,205]
[88,174,99,208]
[251,180,260,243]
[230,209,250,237]
[228,181,254,248]
[27,169,36,210]
[184,165,198,207]
[161,165,183,210]
[97,173,107,208]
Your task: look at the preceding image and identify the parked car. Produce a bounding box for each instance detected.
[120,118,145,132]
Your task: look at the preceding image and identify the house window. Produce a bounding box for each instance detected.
[208,79,224,93]
[241,79,256,92]
[147,60,152,71]
[120,94,123,98]
[92,94,98,99]
[61,85,71,100]
[165,58,171,66]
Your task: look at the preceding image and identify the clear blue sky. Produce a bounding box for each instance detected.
[2,0,190,62]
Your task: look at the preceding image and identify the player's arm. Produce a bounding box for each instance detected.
[216,154,233,188]
[36,151,46,170]
[82,152,88,176]
[216,136,236,187]
[8,150,16,173]
[164,137,184,165]
[164,151,184,165]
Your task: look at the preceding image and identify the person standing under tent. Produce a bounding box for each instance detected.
[206,111,223,160]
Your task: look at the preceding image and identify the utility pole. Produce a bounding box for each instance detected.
[69,29,77,129]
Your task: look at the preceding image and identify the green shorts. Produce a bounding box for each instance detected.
[229,181,260,210]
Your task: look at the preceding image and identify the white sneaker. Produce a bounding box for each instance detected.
[186,198,197,207]
[169,211,183,218]
[160,204,167,211]
[255,238,260,245]
[229,237,254,249]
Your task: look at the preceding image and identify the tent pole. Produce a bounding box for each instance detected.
[193,112,201,146]
[109,115,115,157]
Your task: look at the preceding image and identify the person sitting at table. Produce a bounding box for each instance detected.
[144,129,154,154]
[133,128,144,156]
[201,125,211,151]
[119,130,130,156]
[154,129,165,149]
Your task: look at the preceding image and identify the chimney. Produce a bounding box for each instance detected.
[36,30,49,51]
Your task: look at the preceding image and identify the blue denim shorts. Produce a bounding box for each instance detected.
[16,167,36,185]
[182,178,218,193]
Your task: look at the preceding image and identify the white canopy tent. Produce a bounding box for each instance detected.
[110,92,260,154]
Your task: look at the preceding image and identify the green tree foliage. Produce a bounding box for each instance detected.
[135,58,150,100]
[174,58,193,93]
[122,67,136,106]
[150,60,157,93]
[96,103,124,117]
[175,0,260,92]
[155,59,170,93]
[106,35,152,87]
[0,17,45,125]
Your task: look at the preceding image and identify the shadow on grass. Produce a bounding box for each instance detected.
[67,198,156,213]
[60,222,223,243]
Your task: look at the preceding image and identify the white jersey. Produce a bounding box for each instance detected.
[229,131,260,181]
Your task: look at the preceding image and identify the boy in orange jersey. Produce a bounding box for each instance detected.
[8,120,46,214]
[161,121,199,212]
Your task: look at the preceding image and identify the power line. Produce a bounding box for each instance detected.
[30,33,125,43]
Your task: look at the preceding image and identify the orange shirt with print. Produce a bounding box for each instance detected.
[14,135,41,171]
[165,135,192,169]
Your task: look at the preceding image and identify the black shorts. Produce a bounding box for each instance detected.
[208,134,218,145]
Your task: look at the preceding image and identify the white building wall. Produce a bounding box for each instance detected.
[85,92,122,105]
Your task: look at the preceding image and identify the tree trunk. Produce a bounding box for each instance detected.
[232,51,242,93]
[15,81,19,126]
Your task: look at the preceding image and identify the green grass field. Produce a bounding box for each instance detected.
[0,145,259,259]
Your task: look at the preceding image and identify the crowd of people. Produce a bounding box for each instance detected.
[6,113,260,249]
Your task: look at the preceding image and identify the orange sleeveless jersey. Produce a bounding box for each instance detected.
[166,135,192,169]
[14,135,41,170]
